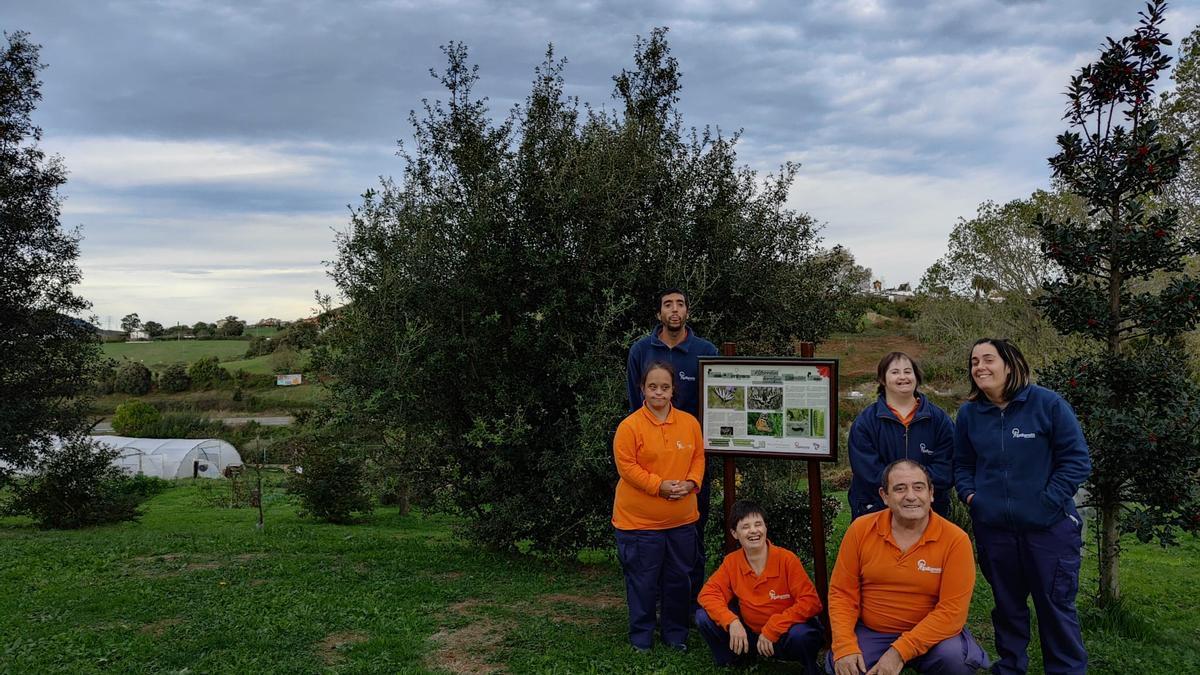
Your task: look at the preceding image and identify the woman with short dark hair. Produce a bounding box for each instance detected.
[846,351,954,519]
[954,338,1091,674]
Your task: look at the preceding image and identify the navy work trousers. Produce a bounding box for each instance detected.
[615,524,698,650]
[974,515,1087,674]
[823,623,989,674]
[696,608,822,671]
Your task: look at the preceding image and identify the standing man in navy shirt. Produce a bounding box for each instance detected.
[627,288,719,606]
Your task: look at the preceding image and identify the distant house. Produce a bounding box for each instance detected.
[215,318,229,330]
[256,318,283,328]
[128,329,150,341]
[870,280,915,303]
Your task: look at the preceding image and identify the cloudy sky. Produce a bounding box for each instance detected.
[8,0,1199,326]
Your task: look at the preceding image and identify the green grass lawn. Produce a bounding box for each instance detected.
[102,340,250,370]
[1,483,1196,673]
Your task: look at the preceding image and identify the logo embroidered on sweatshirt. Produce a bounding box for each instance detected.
[1011,428,1036,439]
[768,590,792,600]
[678,371,696,381]
[917,560,942,574]
[919,442,932,455]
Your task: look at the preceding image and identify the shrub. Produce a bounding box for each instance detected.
[268,347,304,374]
[111,400,162,436]
[188,356,227,389]
[704,461,841,566]
[285,437,374,523]
[114,361,152,395]
[158,362,191,392]
[91,359,118,395]
[245,335,275,358]
[4,436,143,528]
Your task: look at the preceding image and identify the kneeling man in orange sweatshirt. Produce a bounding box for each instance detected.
[828,459,990,675]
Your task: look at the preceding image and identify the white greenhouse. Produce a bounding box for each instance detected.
[92,436,243,480]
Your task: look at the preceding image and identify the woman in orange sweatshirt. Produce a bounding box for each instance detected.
[613,361,706,653]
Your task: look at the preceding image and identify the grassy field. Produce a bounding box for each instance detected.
[102,340,250,371]
[90,384,325,416]
[1,482,1195,674]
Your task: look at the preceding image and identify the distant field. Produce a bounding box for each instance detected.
[221,354,295,375]
[244,326,283,337]
[101,340,249,370]
[817,332,925,386]
[90,383,325,415]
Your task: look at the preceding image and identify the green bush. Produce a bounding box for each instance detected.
[91,359,118,395]
[285,437,373,524]
[244,335,276,358]
[111,400,161,436]
[158,362,191,393]
[114,361,152,395]
[188,356,227,389]
[4,437,143,529]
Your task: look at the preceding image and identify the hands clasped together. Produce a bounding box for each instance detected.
[658,479,696,501]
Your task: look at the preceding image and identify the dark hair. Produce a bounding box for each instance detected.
[640,361,677,389]
[656,287,688,309]
[966,337,1030,403]
[880,459,932,491]
[875,351,923,397]
[729,500,767,530]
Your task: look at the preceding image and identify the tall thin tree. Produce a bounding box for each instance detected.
[1036,1,1200,606]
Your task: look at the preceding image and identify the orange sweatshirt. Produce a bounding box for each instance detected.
[828,510,975,662]
[611,405,705,531]
[698,544,823,642]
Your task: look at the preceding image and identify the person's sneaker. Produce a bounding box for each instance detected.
[667,642,688,653]
[632,645,651,654]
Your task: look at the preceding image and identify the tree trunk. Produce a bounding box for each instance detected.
[397,482,411,517]
[1099,498,1121,607]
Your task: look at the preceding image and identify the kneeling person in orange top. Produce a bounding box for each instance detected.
[696,500,824,671]
[828,460,990,675]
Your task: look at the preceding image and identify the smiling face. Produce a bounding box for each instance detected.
[880,463,932,526]
[732,512,768,554]
[883,356,917,400]
[641,366,674,413]
[656,292,688,333]
[970,342,1011,402]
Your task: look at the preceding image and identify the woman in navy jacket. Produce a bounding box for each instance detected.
[954,338,1091,675]
[847,351,954,519]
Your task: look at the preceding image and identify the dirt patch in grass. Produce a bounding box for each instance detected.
[139,617,183,636]
[183,561,222,572]
[428,617,510,674]
[448,598,487,615]
[248,579,268,587]
[540,592,622,610]
[316,631,369,666]
[535,592,622,626]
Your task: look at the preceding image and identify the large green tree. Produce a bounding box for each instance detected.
[1035,0,1200,606]
[317,30,865,553]
[0,31,99,482]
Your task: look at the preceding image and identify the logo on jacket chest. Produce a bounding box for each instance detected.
[1011,427,1037,439]
[768,589,791,600]
[678,371,696,382]
[919,442,932,455]
[916,559,942,574]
